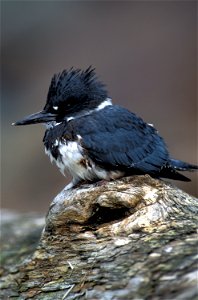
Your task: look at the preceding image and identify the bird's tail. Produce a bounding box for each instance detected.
[159,159,198,182]
[170,159,198,171]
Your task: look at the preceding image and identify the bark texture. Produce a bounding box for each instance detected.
[1,175,198,300]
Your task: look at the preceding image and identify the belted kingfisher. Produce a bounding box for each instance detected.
[13,67,197,189]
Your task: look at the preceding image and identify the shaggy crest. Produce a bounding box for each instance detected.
[46,67,108,108]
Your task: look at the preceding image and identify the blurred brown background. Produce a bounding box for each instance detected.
[2,1,197,213]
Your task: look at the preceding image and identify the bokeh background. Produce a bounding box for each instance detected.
[2,1,197,213]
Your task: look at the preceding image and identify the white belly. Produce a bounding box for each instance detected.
[45,140,109,181]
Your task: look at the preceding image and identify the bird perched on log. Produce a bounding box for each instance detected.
[13,67,198,189]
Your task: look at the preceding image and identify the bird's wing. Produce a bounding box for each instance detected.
[74,105,169,174]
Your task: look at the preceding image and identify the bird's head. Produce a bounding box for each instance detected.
[13,67,109,126]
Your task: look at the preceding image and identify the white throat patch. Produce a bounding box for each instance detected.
[96,98,112,111]
[66,98,112,122]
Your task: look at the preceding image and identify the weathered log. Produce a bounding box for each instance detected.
[1,175,198,299]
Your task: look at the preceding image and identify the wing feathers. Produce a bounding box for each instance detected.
[77,106,169,173]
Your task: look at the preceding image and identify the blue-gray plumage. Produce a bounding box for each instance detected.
[13,67,198,189]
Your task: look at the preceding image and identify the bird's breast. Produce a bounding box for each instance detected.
[44,137,124,182]
[45,138,87,177]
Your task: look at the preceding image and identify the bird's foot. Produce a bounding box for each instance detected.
[64,178,109,191]
[63,182,75,191]
[63,179,88,191]
[94,179,109,187]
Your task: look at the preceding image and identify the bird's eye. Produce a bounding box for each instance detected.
[53,106,58,111]
[65,96,78,109]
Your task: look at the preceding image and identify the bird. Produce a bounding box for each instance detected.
[13,67,198,190]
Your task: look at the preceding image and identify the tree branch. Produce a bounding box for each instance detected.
[1,175,197,299]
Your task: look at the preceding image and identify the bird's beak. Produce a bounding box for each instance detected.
[12,110,57,126]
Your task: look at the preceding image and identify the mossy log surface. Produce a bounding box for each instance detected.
[1,175,198,300]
